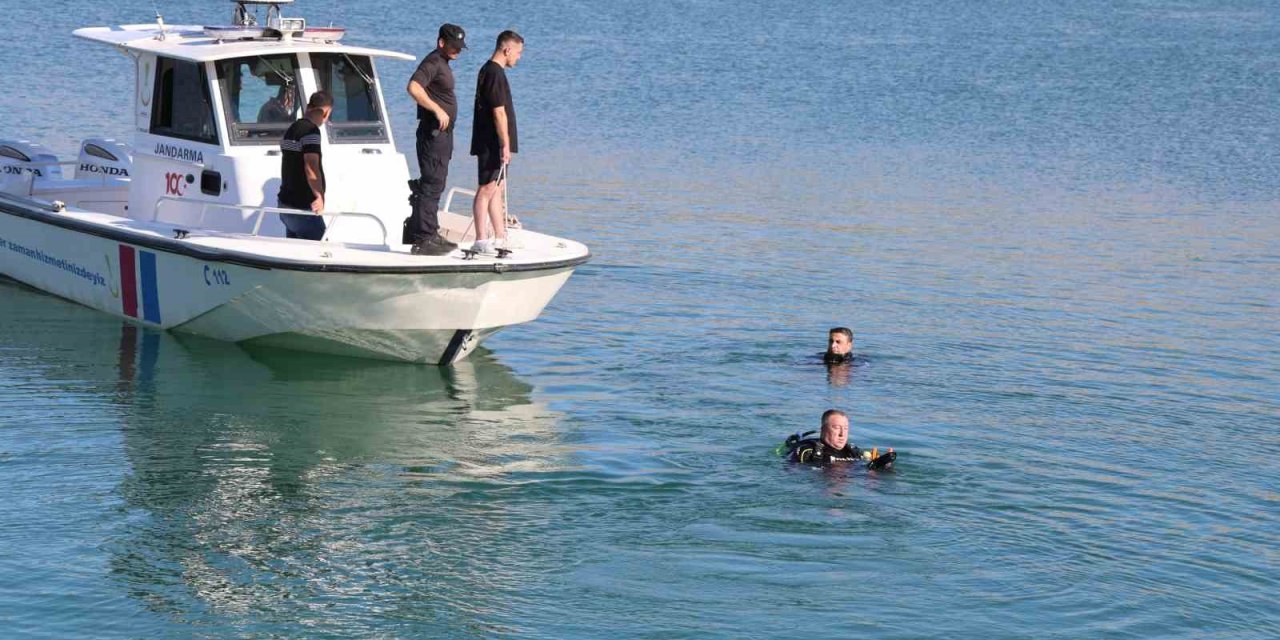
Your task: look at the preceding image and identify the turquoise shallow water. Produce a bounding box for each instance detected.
[2,1,1279,638]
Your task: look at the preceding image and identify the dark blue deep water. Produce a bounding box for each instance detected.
[1,1,1278,637]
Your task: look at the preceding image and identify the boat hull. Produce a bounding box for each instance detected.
[178,268,573,363]
[0,199,579,364]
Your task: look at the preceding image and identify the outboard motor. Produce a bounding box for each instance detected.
[74,138,132,180]
[0,139,63,178]
[0,139,61,195]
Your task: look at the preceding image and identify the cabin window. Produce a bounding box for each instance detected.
[215,55,302,145]
[150,57,219,145]
[310,53,387,143]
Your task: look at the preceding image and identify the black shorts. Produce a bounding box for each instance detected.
[476,152,504,185]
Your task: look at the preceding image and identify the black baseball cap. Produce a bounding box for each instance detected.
[439,24,467,49]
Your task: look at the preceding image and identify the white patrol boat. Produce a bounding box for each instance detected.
[0,0,588,364]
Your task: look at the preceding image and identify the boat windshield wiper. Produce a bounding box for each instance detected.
[342,54,375,88]
[256,55,294,87]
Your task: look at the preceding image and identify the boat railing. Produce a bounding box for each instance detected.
[442,184,522,241]
[442,186,476,216]
[153,196,391,245]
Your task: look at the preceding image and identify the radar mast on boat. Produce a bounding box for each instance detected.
[208,0,345,43]
[233,0,294,28]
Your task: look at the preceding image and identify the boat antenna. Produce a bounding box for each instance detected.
[153,2,168,40]
[234,1,259,27]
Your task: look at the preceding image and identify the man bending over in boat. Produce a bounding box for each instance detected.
[277,91,333,241]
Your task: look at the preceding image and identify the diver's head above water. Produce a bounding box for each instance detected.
[821,408,849,449]
[824,327,854,364]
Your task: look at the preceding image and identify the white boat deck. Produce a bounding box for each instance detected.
[49,204,587,271]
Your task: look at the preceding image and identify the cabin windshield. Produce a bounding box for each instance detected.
[215,54,302,145]
[311,53,387,143]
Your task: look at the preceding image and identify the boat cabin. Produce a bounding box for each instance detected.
[3,1,415,245]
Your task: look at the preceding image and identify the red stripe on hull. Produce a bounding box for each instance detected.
[119,245,138,318]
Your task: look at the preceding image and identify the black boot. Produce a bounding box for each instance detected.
[411,234,457,256]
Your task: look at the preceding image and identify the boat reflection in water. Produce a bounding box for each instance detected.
[116,331,574,631]
[3,279,575,633]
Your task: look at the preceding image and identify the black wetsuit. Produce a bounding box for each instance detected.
[824,351,854,365]
[788,438,862,466]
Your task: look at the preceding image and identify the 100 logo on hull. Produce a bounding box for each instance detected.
[164,172,188,196]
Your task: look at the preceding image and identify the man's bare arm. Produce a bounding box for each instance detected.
[493,106,510,164]
[303,153,325,212]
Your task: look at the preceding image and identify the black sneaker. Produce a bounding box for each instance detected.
[410,234,457,256]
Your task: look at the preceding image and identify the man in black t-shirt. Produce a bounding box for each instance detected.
[468,30,524,255]
[277,91,333,241]
[405,23,467,256]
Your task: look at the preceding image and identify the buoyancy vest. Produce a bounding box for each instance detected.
[823,351,854,365]
[788,438,862,465]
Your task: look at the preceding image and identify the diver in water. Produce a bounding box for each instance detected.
[824,327,854,365]
[788,409,858,464]
[784,409,895,469]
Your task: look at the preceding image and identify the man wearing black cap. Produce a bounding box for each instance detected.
[405,23,466,256]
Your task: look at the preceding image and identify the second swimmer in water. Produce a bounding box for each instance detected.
[824,327,854,365]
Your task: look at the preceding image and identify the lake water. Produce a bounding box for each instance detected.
[1,1,1278,638]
